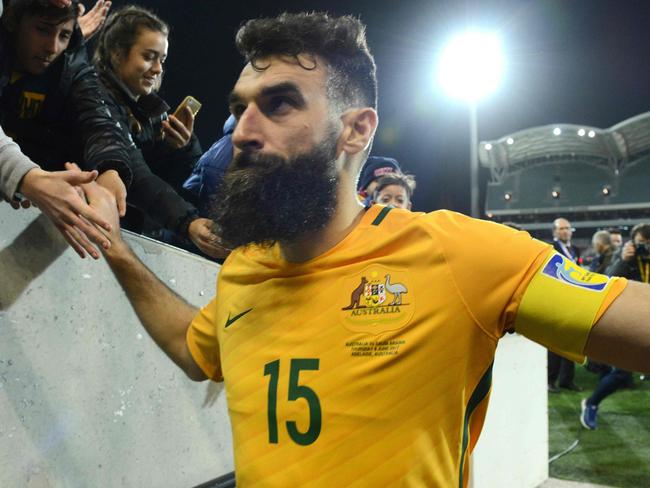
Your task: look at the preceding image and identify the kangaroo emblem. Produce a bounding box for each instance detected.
[342,276,368,310]
[384,274,408,305]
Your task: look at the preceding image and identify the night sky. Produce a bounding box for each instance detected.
[98,0,650,216]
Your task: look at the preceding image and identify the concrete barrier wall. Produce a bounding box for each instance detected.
[0,205,233,488]
[471,334,549,488]
[1,204,547,487]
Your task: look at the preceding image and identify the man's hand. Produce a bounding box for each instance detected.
[78,0,112,40]
[188,218,230,259]
[622,241,636,262]
[17,167,112,259]
[78,176,123,248]
[162,107,194,149]
[96,169,127,217]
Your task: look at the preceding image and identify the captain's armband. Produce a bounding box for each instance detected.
[514,251,624,363]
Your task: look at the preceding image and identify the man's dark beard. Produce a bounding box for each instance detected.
[210,134,339,250]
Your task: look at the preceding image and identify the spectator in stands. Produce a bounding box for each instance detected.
[607,223,650,282]
[589,230,614,274]
[183,115,235,217]
[580,223,650,429]
[92,5,225,258]
[0,0,133,257]
[608,228,623,251]
[356,156,400,207]
[37,0,112,40]
[548,217,583,392]
[372,172,416,210]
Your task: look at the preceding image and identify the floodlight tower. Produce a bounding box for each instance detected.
[437,31,504,217]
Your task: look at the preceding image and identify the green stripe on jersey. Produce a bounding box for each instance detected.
[458,362,493,488]
[371,206,392,226]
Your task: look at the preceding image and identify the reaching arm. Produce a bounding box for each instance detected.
[585,280,650,373]
[84,181,207,380]
[78,0,111,40]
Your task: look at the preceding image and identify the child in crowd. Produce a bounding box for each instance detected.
[372,172,416,210]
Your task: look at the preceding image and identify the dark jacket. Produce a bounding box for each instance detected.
[589,249,613,274]
[98,69,201,235]
[606,247,647,282]
[552,240,580,262]
[0,24,134,186]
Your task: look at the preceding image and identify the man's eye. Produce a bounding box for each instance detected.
[268,97,293,114]
[231,105,246,119]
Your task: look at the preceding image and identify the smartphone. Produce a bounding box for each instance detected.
[173,95,202,118]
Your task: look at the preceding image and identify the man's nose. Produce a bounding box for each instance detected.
[231,105,264,152]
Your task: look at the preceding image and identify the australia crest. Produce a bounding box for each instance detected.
[340,266,414,334]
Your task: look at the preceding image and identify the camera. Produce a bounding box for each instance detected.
[635,242,650,257]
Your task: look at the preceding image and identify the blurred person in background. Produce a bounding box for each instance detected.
[548,217,582,392]
[93,5,225,258]
[183,115,235,218]
[589,230,614,274]
[356,155,400,207]
[608,227,623,251]
[371,172,416,210]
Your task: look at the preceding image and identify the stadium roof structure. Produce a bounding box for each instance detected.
[479,111,650,233]
[479,111,650,184]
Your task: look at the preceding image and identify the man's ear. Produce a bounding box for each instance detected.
[338,107,378,156]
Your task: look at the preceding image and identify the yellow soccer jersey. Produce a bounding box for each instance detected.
[187,206,626,487]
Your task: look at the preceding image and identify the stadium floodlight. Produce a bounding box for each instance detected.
[437,31,504,101]
[437,30,504,218]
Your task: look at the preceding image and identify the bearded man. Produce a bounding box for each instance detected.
[86,12,650,487]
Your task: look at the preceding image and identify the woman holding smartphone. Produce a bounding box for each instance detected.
[93,5,225,258]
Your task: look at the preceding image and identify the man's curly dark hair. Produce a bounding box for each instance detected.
[235,12,377,112]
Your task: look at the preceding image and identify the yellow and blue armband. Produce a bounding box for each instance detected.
[514,251,624,363]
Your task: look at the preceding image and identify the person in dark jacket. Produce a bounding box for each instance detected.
[92,5,225,258]
[548,217,583,392]
[589,230,614,274]
[0,0,132,216]
[183,114,235,218]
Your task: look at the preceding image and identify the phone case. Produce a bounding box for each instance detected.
[174,96,202,117]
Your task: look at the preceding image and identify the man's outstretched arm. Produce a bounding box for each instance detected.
[585,280,650,373]
[86,181,208,381]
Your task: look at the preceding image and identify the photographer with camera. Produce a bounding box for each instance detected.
[608,223,650,282]
[580,223,650,430]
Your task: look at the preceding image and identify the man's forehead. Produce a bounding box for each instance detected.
[233,54,327,97]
